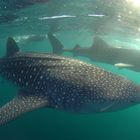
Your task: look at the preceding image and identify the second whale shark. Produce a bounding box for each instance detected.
[48,33,140,72]
[0,37,140,126]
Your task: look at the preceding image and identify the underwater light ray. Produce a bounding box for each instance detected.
[126,0,140,7]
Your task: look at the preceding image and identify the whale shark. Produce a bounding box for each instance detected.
[0,37,140,126]
[47,33,140,72]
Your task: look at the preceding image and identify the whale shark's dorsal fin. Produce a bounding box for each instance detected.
[73,44,81,51]
[47,33,64,54]
[6,37,19,57]
[72,44,81,56]
[91,36,110,50]
[0,90,48,125]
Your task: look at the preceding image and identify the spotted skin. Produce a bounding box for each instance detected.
[0,52,140,125]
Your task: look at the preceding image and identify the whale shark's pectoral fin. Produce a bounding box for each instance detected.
[0,91,48,126]
[114,63,134,69]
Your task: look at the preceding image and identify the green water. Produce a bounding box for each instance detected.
[1,0,140,140]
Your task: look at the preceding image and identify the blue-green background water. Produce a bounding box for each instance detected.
[1,0,140,140]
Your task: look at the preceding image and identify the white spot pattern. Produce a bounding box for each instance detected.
[0,53,139,113]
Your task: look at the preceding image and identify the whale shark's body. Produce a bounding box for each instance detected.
[0,37,140,126]
[48,33,140,72]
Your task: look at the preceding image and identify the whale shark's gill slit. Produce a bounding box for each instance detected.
[0,91,48,126]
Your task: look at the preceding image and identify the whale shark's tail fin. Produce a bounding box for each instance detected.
[5,37,19,57]
[91,36,110,50]
[47,33,64,55]
[0,91,48,126]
